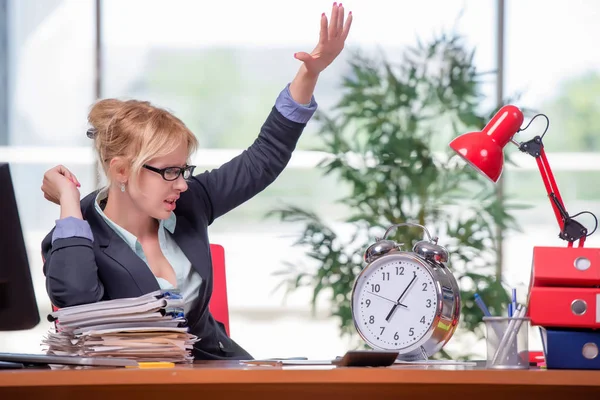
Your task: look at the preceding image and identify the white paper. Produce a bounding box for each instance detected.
[54,299,168,324]
[49,290,164,317]
[394,359,477,366]
[596,294,600,324]
[42,292,197,364]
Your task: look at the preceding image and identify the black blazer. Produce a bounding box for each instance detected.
[41,107,307,360]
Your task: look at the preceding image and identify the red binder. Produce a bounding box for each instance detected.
[528,286,600,329]
[530,246,600,287]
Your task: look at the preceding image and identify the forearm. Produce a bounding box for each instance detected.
[189,106,310,224]
[188,83,318,224]
[288,65,319,105]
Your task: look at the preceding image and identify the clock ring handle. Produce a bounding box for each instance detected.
[382,222,437,244]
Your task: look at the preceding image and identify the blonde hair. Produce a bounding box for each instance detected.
[87,99,198,185]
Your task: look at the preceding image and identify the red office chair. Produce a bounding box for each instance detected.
[44,243,231,337]
[208,243,230,337]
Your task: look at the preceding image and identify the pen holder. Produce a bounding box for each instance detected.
[483,316,530,370]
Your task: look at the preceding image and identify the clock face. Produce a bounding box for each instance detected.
[352,255,439,351]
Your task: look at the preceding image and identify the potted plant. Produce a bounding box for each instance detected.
[269,31,527,359]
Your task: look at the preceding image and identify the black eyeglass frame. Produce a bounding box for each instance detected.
[143,164,196,181]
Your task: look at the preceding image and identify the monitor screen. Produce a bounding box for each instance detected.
[0,162,40,330]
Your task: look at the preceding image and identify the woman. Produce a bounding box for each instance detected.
[40,4,352,360]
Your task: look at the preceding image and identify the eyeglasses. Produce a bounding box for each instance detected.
[143,164,196,181]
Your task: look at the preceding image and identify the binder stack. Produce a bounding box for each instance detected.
[528,246,600,369]
[41,290,199,364]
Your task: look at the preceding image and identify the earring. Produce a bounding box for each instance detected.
[120,182,126,193]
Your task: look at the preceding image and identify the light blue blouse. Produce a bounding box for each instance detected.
[94,189,201,315]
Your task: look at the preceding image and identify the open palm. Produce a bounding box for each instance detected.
[294,3,353,75]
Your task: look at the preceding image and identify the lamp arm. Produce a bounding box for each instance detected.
[516,135,588,248]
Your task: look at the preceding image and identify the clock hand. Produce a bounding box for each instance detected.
[384,304,398,323]
[367,291,408,307]
[397,274,418,304]
[385,274,418,322]
[367,291,395,304]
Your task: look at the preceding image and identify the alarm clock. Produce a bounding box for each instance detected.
[350,222,461,361]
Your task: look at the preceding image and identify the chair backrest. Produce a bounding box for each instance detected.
[208,243,230,337]
[45,243,231,337]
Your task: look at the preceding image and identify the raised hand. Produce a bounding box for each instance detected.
[288,4,353,104]
[41,165,83,219]
[294,3,353,76]
[41,165,80,205]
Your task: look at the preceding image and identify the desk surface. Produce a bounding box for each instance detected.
[1,361,599,400]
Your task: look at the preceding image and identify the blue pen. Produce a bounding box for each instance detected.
[509,288,517,317]
[477,293,505,340]
[474,293,492,317]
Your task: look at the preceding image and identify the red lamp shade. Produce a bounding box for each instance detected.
[449,105,524,183]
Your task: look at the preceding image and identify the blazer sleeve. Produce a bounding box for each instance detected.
[188,105,309,225]
[41,221,105,308]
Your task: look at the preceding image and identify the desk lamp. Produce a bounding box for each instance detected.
[449,105,597,248]
[449,106,600,370]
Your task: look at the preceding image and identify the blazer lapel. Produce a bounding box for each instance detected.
[101,237,161,294]
[171,215,212,281]
[84,196,160,295]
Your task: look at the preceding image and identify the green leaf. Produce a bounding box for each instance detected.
[264,29,523,360]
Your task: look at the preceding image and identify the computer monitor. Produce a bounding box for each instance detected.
[0,162,40,330]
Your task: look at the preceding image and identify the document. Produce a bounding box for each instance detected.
[42,291,199,363]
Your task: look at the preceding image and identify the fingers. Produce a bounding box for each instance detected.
[56,164,80,187]
[319,12,328,45]
[337,4,345,35]
[72,176,81,187]
[41,184,60,205]
[328,2,339,38]
[342,11,353,40]
[326,3,350,40]
[41,164,81,206]
[294,52,313,64]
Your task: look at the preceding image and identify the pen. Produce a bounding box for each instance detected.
[240,360,283,366]
[126,362,175,369]
[474,293,491,317]
[476,293,505,340]
[509,288,517,317]
[492,304,527,365]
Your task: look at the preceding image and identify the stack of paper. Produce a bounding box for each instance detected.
[41,290,199,363]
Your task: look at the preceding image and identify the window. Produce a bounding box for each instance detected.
[10,0,595,361]
[0,0,95,352]
[102,0,495,358]
[503,0,600,353]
